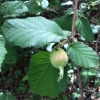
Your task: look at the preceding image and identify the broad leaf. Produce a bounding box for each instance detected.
[0,92,16,100]
[24,0,43,15]
[67,42,99,68]
[3,44,17,64]
[2,17,69,48]
[81,69,89,84]
[77,11,86,19]
[71,92,80,99]
[56,15,73,31]
[88,69,96,76]
[49,0,60,5]
[76,18,94,43]
[0,35,7,72]
[95,79,100,87]
[28,51,67,98]
[65,8,74,15]
[0,1,28,17]
[62,94,68,100]
[22,74,28,81]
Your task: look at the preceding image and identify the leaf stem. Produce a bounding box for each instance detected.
[70,0,78,42]
[57,67,64,82]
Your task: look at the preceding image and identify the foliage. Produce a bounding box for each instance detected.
[2,16,70,48]
[0,0,99,99]
[76,18,94,43]
[0,34,7,72]
[0,92,16,100]
[28,51,67,98]
[67,42,99,68]
[0,1,28,17]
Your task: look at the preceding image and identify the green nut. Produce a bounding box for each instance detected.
[50,48,68,82]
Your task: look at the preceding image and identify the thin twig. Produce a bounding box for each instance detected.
[70,0,84,99]
[95,34,100,53]
[70,0,78,41]
[77,67,84,100]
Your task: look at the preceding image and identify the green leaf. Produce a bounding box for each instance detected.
[81,69,89,84]
[56,15,73,31]
[65,8,74,15]
[67,42,99,68]
[22,74,28,81]
[62,94,68,100]
[49,0,60,5]
[95,79,100,87]
[2,16,68,48]
[88,69,96,76]
[76,18,94,43]
[3,44,17,64]
[0,35,7,72]
[0,92,16,100]
[28,51,67,98]
[71,92,80,99]
[24,0,43,15]
[0,1,28,17]
[97,70,100,77]
[77,11,86,19]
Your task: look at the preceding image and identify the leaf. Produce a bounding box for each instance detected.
[95,79,100,87]
[24,0,43,15]
[28,51,67,98]
[49,0,60,5]
[76,18,94,43]
[81,69,89,84]
[62,94,68,100]
[0,35,7,72]
[88,69,96,76]
[2,16,69,48]
[67,42,99,68]
[97,70,100,77]
[56,15,73,31]
[0,92,16,100]
[0,1,28,17]
[65,8,74,15]
[22,74,28,81]
[77,11,86,19]
[3,44,17,64]
[71,92,80,99]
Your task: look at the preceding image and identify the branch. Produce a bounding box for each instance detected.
[70,0,78,42]
[77,67,84,100]
[70,0,84,99]
[95,34,100,53]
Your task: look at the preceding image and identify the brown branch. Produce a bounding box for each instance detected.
[95,34,100,53]
[77,67,84,100]
[70,0,78,42]
[70,0,84,99]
